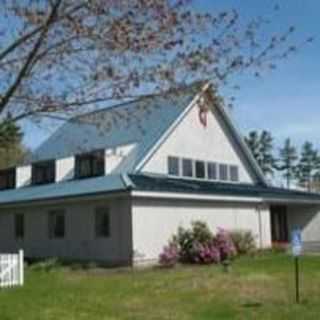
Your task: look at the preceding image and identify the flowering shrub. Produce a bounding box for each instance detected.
[173,221,214,263]
[159,222,240,267]
[215,228,237,261]
[230,230,256,255]
[159,242,179,267]
[191,240,220,264]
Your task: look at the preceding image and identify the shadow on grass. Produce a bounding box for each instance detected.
[241,302,263,309]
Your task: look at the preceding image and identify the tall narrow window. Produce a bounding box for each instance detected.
[75,150,105,179]
[219,164,228,181]
[195,161,205,179]
[182,158,193,177]
[32,160,55,185]
[207,162,217,180]
[14,214,24,239]
[0,168,16,190]
[168,157,179,176]
[95,207,110,238]
[48,210,65,239]
[230,165,239,182]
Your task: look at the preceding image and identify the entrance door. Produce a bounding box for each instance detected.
[271,205,288,242]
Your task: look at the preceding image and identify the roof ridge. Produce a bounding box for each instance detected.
[72,82,202,121]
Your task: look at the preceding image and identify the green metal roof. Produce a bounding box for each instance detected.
[129,174,320,203]
[1,173,320,207]
[0,175,127,206]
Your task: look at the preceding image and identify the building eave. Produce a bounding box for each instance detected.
[134,83,211,172]
[0,189,131,209]
[131,190,263,203]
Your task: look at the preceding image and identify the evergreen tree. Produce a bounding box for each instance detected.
[245,131,261,162]
[259,131,275,176]
[0,118,22,150]
[278,138,298,188]
[296,142,318,191]
[245,130,276,177]
[0,118,27,169]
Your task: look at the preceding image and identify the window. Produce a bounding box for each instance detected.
[219,164,228,181]
[195,161,205,179]
[230,165,239,182]
[75,150,105,179]
[32,160,55,185]
[14,214,24,239]
[207,162,217,180]
[182,158,193,177]
[168,157,179,176]
[95,207,110,238]
[0,168,15,190]
[48,210,65,239]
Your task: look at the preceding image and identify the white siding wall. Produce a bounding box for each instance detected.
[0,196,132,265]
[287,205,320,242]
[105,143,136,174]
[131,198,271,264]
[142,104,256,184]
[55,157,75,182]
[16,166,31,188]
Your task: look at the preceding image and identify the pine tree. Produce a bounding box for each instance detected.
[0,118,22,149]
[245,131,261,161]
[0,118,26,169]
[245,130,276,177]
[296,142,318,191]
[278,138,298,188]
[259,131,275,176]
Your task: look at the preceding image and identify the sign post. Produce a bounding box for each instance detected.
[291,229,302,304]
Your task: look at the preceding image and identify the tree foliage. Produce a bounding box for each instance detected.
[0,0,311,125]
[295,142,319,191]
[245,130,275,177]
[0,119,27,169]
[245,132,320,192]
[278,138,298,188]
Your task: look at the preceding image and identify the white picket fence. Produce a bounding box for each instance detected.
[0,250,24,288]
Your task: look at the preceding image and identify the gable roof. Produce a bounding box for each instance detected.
[32,89,197,173]
[31,83,266,185]
[205,89,267,185]
[135,84,267,185]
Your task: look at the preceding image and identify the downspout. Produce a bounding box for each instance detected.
[257,204,264,249]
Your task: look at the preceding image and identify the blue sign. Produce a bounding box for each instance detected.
[291,229,302,256]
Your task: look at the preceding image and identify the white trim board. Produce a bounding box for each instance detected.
[131,190,263,204]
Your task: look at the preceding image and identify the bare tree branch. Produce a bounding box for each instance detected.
[0,0,63,114]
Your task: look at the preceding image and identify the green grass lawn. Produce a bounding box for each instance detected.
[1,253,320,320]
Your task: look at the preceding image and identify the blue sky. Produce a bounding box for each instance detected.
[201,0,320,149]
[23,0,319,151]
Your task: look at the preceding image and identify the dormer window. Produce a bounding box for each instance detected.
[75,150,105,179]
[32,160,55,185]
[0,168,16,190]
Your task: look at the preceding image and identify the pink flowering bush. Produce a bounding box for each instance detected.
[159,242,179,267]
[191,240,221,264]
[214,228,237,261]
[174,221,213,263]
[159,221,238,267]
